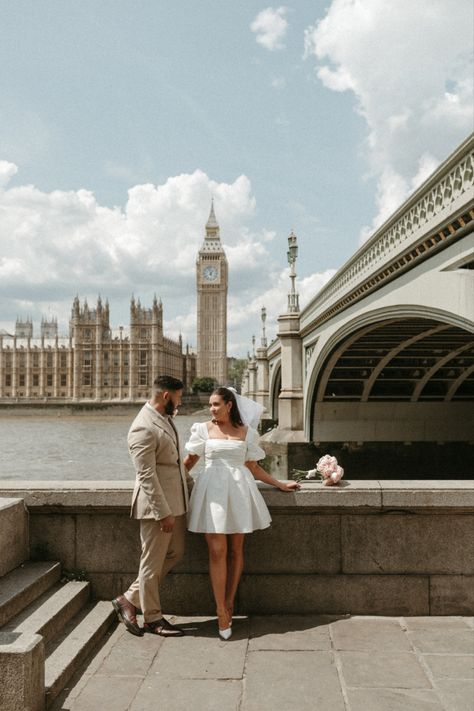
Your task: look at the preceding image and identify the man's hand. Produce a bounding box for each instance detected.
[159,514,175,533]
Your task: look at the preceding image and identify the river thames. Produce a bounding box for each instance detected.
[0,409,208,480]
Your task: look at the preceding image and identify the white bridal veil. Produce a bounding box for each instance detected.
[227,387,264,429]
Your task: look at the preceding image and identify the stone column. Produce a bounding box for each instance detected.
[255,346,269,412]
[39,339,45,398]
[26,339,32,398]
[72,343,81,401]
[247,359,257,399]
[95,327,102,401]
[276,312,304,434]
[53,340,59,398]
[151,322,159,381]
[128,342,135,400]
[67,344,73,399]
[0,336,3,398]
[241,367,250,397]
[11,337,17,398]
[118,335,124,400]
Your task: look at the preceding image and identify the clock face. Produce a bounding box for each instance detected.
[203,265,219,282]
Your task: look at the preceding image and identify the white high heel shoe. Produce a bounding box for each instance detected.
[217,610,232,640]
[219,626,232,640]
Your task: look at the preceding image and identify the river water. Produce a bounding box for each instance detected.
[0,410,209,481]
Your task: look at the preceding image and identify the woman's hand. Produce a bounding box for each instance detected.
[277,480,301,492]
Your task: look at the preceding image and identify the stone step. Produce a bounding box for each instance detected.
[0,497,28,577]
[2,580,90,647]
[45,600,117,706]
[0,561,61,627]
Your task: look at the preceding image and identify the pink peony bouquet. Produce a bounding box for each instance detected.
[293,454,344,486]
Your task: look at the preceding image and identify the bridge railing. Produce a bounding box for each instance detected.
[301,133,474,328]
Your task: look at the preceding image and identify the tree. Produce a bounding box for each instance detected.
[192,376,216,393]
[227,358,247,392]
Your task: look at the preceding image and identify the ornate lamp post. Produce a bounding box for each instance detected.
[260,306,267,348]
[287,230,299,313]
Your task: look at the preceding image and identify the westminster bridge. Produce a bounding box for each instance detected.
[243,134,474,469]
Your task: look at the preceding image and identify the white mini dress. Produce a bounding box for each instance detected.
[185,422,272,534]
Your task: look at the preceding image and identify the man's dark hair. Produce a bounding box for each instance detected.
[153,375,184,392]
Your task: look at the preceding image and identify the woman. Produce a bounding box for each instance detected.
[183,386,300,640]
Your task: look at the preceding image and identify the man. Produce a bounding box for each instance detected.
[112,375,193,636]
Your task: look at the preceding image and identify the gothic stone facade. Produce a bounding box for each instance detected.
[0,296,196,402]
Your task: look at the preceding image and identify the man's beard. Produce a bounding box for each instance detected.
[165,399,175,416]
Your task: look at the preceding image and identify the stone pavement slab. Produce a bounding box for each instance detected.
[129,678,242,711]
[50,614,474,711]
[67,676,143,711]
[423,654,474,680]
[149,617,248,680]
[248,615,334,651]
[242,650,345,711]
[346,687,445,711]
[435,679,474,711]
[339,651,431,688]
[330,617,412,651]
[407,629,474,654]
[402,616,473,630]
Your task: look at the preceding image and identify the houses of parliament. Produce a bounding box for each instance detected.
[0,204,228,402]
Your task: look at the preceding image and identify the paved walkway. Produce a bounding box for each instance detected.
[52,614,473,711]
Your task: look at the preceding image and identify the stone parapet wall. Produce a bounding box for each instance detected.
[0,480,472,616]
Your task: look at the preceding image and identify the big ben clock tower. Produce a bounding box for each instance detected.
[196,201,228,383]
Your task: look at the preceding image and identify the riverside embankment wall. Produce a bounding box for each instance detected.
[0,480,472,616]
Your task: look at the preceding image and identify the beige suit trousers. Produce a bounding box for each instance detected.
[124,514,186,622]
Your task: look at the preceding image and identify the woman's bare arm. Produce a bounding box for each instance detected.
[245,460,300,491]
[183,453,200,472]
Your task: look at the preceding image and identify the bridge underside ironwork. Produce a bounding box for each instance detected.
[317,318,474,404]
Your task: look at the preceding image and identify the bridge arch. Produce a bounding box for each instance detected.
[268,359,281,420]
[305,306,473,443]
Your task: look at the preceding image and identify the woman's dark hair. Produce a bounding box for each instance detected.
[211,387,244,427]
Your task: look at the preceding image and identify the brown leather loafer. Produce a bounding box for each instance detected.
[112,595,143,636]
[144,617,185,637]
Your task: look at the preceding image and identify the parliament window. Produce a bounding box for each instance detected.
[47,374,53,387]
[139,350,147,366]
[139,372,147,386]
[60,374,67,386]
[19,374,25,386]
[60,353,67,368]
[46,353,53,367]
[32,353,39,367]
[33,374,39,386]
[5,374,11,386]
[84,351,92,366]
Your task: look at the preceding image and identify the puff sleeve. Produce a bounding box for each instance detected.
[185,422,206,457]
[245,427,266,462]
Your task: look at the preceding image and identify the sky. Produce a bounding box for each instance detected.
[0,0,472,355]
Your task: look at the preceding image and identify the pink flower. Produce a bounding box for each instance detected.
[317,454,338,478]
[330,466,344,483]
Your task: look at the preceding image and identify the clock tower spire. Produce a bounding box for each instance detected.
[196,201,228,383]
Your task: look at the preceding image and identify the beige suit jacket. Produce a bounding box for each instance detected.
[128,403,193,520]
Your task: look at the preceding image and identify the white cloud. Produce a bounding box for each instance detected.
[0,160,18,188]
[304,0,474,240]
[251,6,288,51]
[0,163,291,354]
